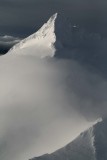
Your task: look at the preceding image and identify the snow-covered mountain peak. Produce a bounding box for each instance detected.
[7,13,101,58]
[46,13,58,25]
[7,13,58,57]
[30,118,107,160]
[7,12,101,59]
[35,13,58,38]
[7,13,75,57]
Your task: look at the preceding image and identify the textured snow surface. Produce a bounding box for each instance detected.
[30,118,107,160]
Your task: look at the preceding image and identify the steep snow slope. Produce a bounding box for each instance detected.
[94,118,107,160]
[30,127,96,160]
[30,118,107,160]
[7,13,57,57]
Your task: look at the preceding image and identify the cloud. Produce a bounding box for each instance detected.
[0,35,21,54]
[0,47,107,160]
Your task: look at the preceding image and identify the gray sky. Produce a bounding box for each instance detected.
[0,0,107,54]
[0,0,107,37]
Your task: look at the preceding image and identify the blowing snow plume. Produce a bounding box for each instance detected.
[0,13,107,160]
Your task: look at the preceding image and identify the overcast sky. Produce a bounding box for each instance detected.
[0,0,107,54]
[0,0,107,37]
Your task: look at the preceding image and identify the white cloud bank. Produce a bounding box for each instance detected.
[0,35,21,54]
[0,35,20,45]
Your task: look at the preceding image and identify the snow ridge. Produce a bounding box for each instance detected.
[30,125,96,160]
[30,118,107,160]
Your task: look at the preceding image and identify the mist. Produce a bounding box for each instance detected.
[0,35,20,54]
[0,48,107,160]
